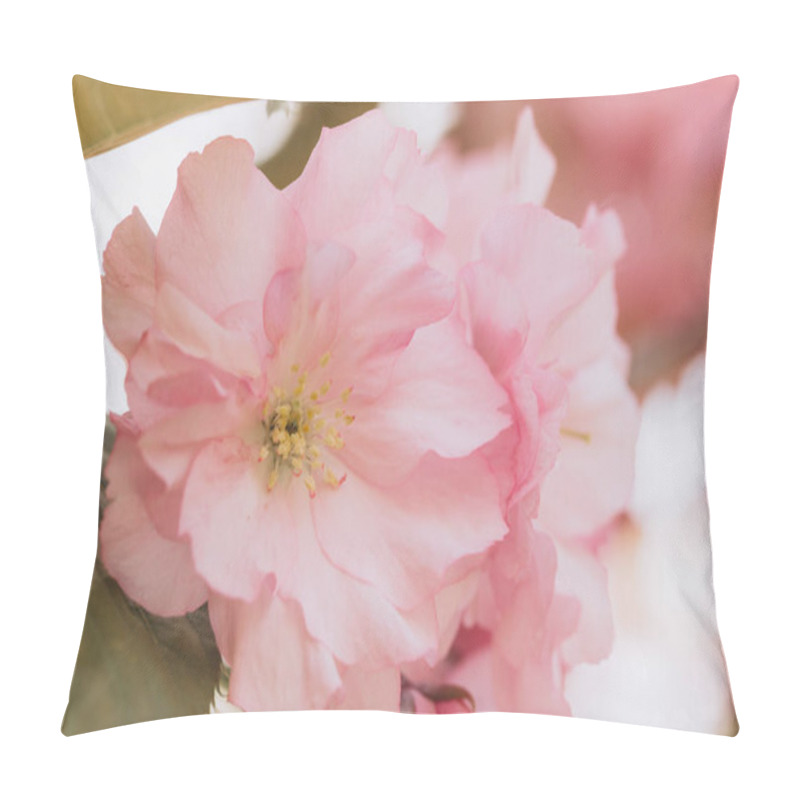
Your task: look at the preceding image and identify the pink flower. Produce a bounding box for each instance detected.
[403,108,556,279]
[453,77,738,340]
[407,120,639,712]
[99,113,512,710]
[535,77,738,339]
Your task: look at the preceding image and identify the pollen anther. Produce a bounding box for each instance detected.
[260,355,351,494]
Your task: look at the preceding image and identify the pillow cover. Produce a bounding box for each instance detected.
[63,75,738,735]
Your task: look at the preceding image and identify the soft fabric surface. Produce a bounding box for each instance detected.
[63,76,738,735]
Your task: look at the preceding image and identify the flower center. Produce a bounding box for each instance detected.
[258,353,353,497]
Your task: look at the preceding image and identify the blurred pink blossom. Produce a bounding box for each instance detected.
[401,127,639,713]
[453,78,737,345]
[535,77,738,340]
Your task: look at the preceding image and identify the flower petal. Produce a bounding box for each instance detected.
[342,318,510,484]
[180,437,296,601]
[536,358,639,537]
[480,204,602,355]
[333,666,401,711]
[209,587,341,711]
[100,420,208,616]
[155,282,261,379]
[553,538,614,667]
[124,331,229,427]
[312,453,507,611]
[156,136,305,322]
[101,207,157,360]
[270,485,439,667]
[460,262,529,379]
[285,110,421,240]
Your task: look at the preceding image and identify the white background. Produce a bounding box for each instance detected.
[2,1,798,797]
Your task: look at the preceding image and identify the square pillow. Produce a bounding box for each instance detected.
[63,75,738,735]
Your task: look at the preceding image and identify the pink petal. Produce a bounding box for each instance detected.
[156,137,305,323]
[508,107,557,206]
[480,367,567,511]
[432,570,483,663]
[342,318,510,485]
[182,442,439,667]
[101,207,157,360]
[285,110,421,240]
[538,272,622,376]
[480,204,602,355]
[581,205,626,267]
[333,666,401,711]
[262,268,300,350]
[489,519,558,631]
[488,522,579,713]
[329,208,454,399]
[155,282,261,379]
[180,437,295,601]
[100,420,207,616]
[312,452,507,611]
[138,398,249,487]
[276,487,439,667]
[125,331,228,427]
[536,358,639,537]
[422,108,554,271]
[492,612,575,715]
[209,587,341,711]
[262,241,353,363]
[460,261,529,379]
[553,538,614,667]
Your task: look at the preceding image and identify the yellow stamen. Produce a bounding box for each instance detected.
[260,364,354,492]
[324,427,344,449]
[323,468,338,487]
[560,427,592,444]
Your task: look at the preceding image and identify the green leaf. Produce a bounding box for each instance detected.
[62,563,222,735]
